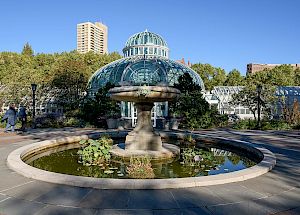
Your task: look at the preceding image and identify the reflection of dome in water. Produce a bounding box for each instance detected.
[88,30,205,94]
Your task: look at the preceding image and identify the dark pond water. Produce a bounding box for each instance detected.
[27,144,258,179]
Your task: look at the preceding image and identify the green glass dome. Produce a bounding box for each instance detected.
[123,30,169,58]
[125,30,168,47]
[87,55,205,94]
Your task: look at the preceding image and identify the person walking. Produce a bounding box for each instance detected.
[1,104,17,133]
[18,105,27,132]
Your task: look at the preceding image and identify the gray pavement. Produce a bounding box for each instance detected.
[0,128,299,215]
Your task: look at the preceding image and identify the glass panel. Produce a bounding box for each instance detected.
[149,47,153,54]
[139,47,143,55]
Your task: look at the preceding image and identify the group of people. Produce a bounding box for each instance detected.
[1,104,27,133]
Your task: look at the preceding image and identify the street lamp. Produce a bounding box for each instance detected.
[31,83,37,128]
[256,84,262,129]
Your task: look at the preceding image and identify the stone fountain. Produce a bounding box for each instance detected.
[109,85,181,159]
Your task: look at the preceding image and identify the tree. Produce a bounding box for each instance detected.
[80,83,120,127]
[0,50,122,115]
[171,73,227,129]
[49,56,88,111]
[191,63,226,91]
[173,73,202,93]
[21,42,34,56]
[266,65,295,86]
[224,69,245,86]
[294,68,300,86]
[230,85,276,120]
[210,67,226,88]
[246,65,296,86]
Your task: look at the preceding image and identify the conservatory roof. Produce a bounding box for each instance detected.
[87,55,205,93]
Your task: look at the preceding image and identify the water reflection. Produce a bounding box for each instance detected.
[28,145,257,179]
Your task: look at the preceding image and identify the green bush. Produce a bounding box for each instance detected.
[170,74,228,130]
[233,119,292,130]
[232,119,256,130]
[34,113,64,128]
[77,135,113,166]
[80,83,120,127]
[261,120,291,130]
[63,117,84,127]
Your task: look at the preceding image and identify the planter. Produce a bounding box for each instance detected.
[106,118,118,129]
[170,118,180,130]
[117,118,132,129]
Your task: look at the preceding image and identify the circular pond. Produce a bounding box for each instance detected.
[25,144,257,179]
[7,131,276,189]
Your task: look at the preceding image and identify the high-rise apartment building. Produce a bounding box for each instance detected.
[77,22,108,54]
[247,63,300,75]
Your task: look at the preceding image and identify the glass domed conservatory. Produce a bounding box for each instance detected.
[88,30,204,127]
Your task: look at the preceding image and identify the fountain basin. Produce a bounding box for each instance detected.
[7,131,276,189]
[109,86,181,103]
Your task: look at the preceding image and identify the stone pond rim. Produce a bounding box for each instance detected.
[6,131,277,189]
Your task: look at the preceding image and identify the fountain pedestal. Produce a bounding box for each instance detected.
[109,86,181,160]
[125,102,162,151]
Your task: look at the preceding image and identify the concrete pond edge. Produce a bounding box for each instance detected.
[7,130,276,189]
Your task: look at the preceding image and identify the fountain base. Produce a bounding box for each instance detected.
[110,143,180,160]
[125,130,162,151]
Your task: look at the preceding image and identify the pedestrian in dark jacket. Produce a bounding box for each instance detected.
[1,104,17,132]
[18,105,27,132]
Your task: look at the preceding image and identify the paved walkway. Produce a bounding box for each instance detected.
[0,128,299,215]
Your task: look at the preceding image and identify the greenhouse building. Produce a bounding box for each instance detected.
[88,30,204,127]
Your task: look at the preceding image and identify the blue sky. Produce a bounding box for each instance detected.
[0,0,299,75]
